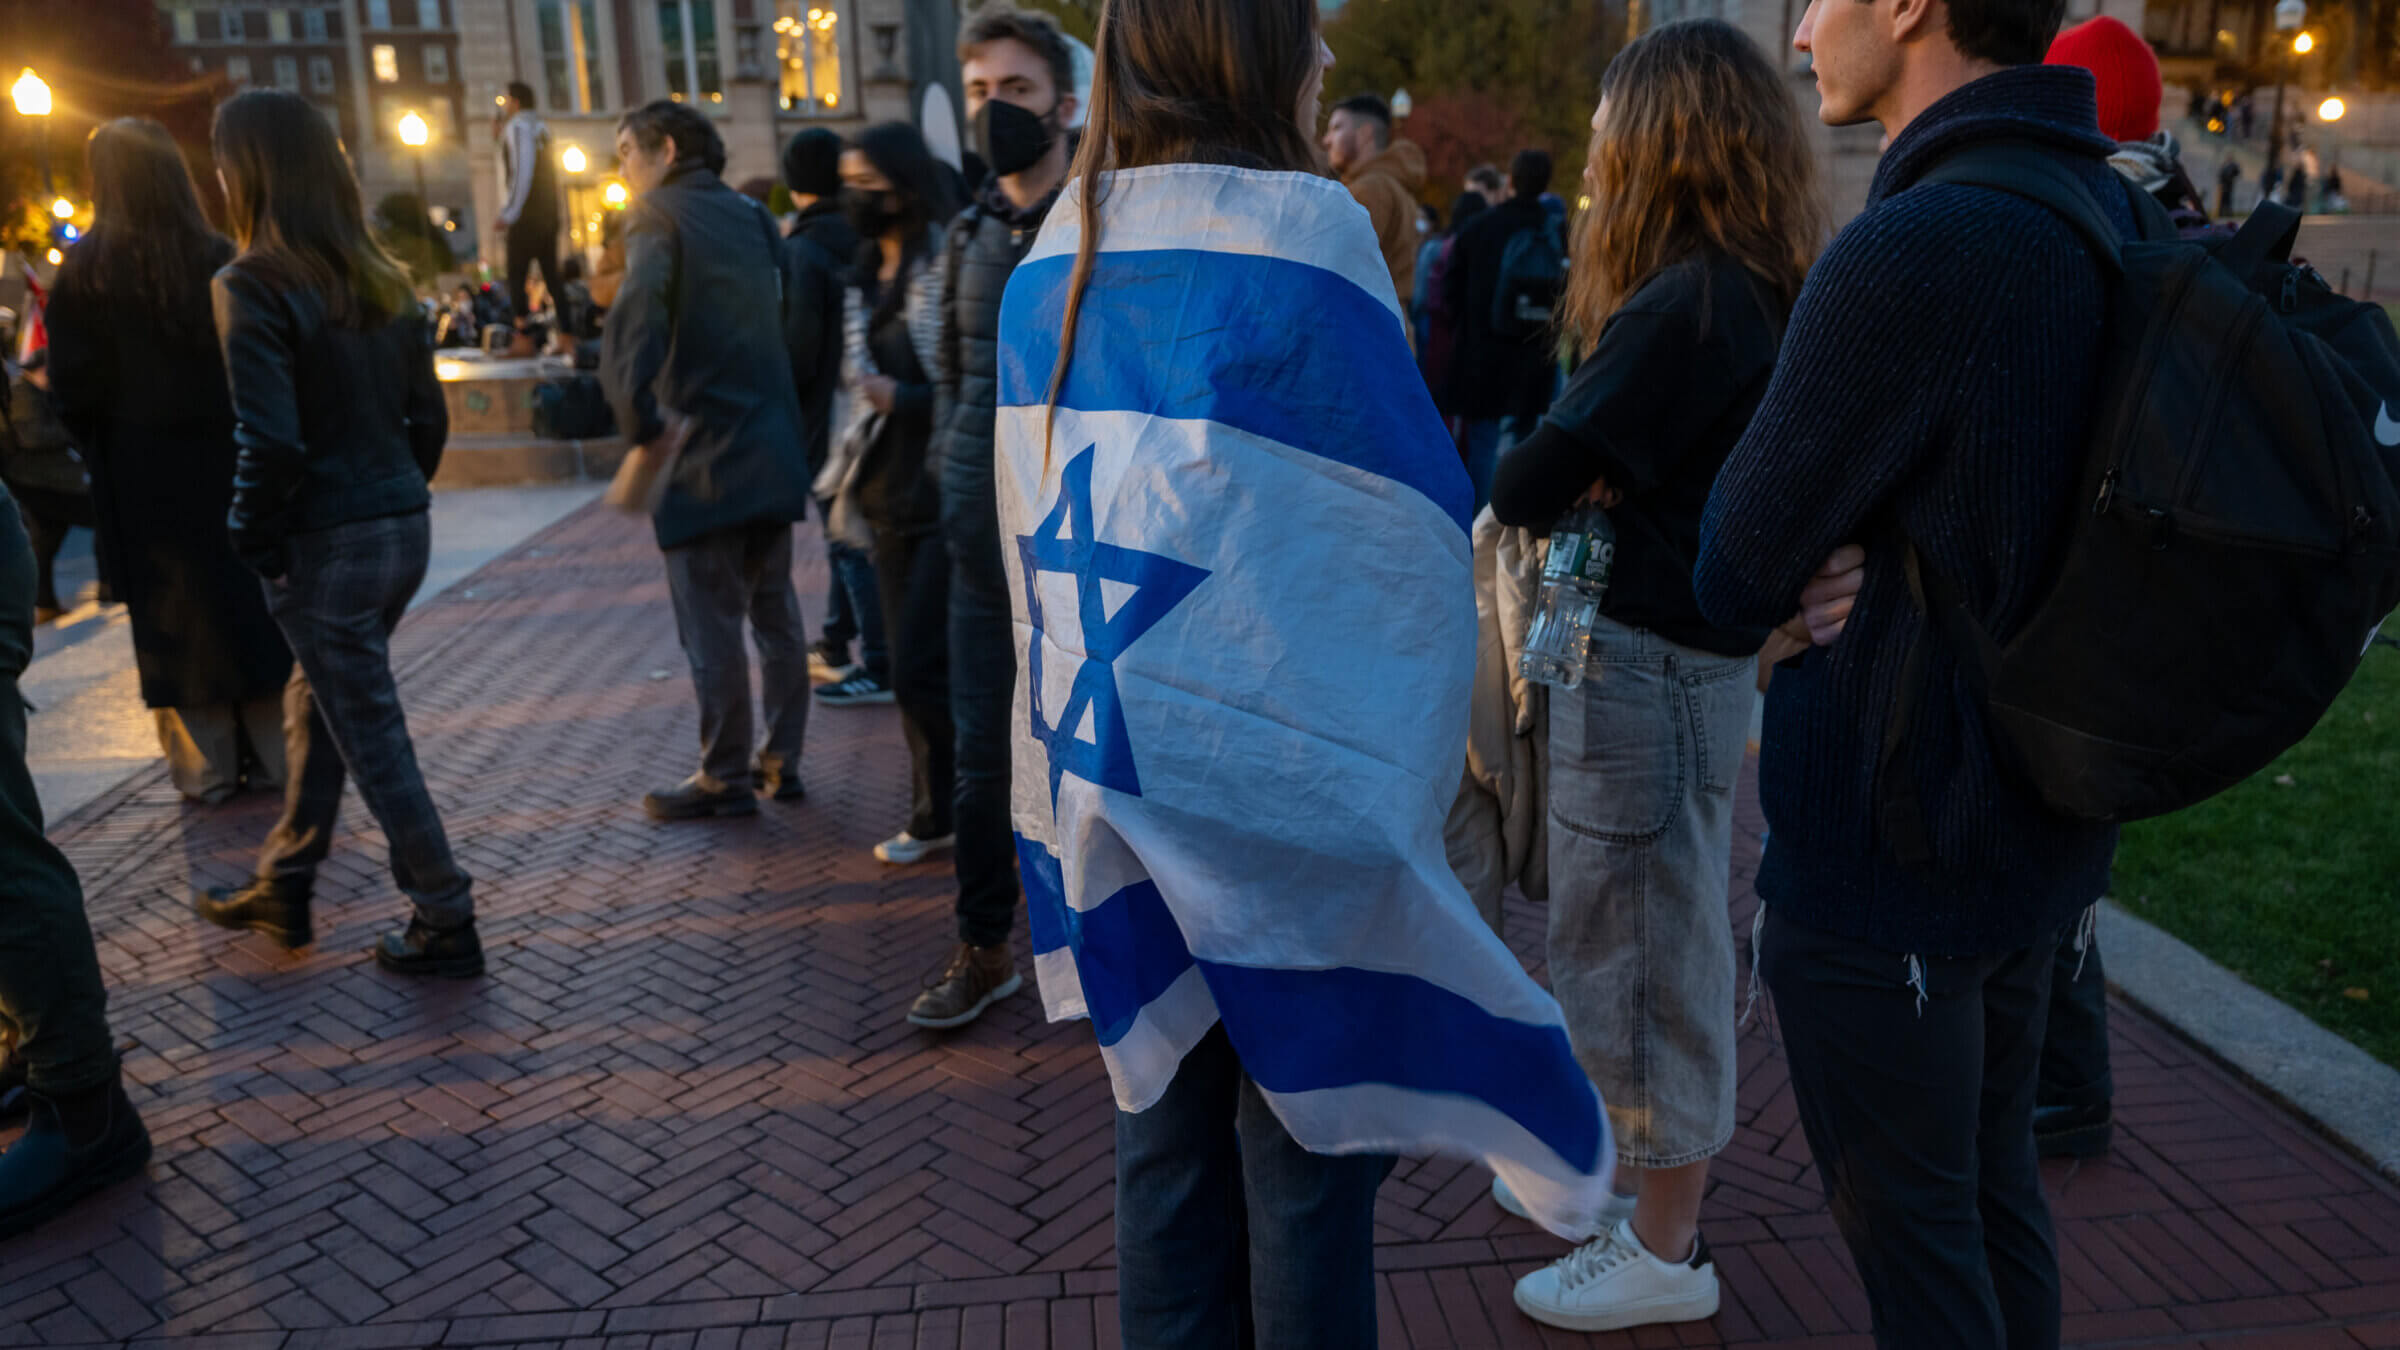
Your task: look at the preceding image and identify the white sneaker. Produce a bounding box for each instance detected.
[1490,1173,1638,1229]
[874,831,956,865]
[1513,1220,1720,1332]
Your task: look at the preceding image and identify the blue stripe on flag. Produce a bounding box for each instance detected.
[1016,836,1604,1173]
[998,249,1471,531]
[1020,837,1196,1047]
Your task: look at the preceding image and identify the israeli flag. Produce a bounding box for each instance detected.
[995,164,1615,1241]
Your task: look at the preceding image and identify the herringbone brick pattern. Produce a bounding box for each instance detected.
[8,503,2399,1349]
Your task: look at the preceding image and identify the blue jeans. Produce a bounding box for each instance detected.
[820,536,886,683]
[1461,417,1533,519]
[1115,1024,1391,1350]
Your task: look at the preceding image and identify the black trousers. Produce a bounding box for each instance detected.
[662,522,809,790]
[947,495,1018,948]
[2038,929,2112,1112]
[505,214,561,326]
[1760,905,2063,1350]
[0,487,116,1095]
[870,525,953,842]
[12,486,96,611]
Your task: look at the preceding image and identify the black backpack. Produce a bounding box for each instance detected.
[1488,216,1567,341]
[1878,144,2400,851]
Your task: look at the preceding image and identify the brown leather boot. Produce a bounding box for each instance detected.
[906,943,1022,1030]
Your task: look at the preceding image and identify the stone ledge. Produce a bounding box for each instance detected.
[431,433,630,489]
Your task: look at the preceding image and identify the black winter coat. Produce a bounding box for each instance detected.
[49,244,291,708]
[935,185,1057,574]
[782,201,859,486]
[1441,196,1560,424]
[603,162,813,550]
[212,260,447,578]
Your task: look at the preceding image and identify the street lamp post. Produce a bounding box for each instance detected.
[12,68,54,195]
[396,109,431,224]
[2266,0,2308,182]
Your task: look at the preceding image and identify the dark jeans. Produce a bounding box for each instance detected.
[948,504,1018,947]
[0,489,116,1095]
[2038,929,2112,1112]
[13,485,96,611]
[1760,905,2061,1350]
[1116,1024,1391,1350]
[662,522,810,790]
[256,513,474,928]
[820,533,887,682]
[871,526,952,841]
[505,214,561,328]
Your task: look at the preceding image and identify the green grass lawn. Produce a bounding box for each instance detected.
[2112,641,2400,1068]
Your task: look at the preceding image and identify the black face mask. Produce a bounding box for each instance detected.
[842,188,900,238]
[971,98,1058,179]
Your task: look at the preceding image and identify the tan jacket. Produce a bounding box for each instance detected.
[1340,139,1427,310]
[1445,507,1550,933]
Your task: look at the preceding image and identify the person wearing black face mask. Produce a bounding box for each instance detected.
[904,6,1081,1033]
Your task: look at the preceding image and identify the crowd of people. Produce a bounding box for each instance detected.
[1,0,2392,1346]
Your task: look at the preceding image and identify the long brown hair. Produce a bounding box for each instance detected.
[212,89,414,328]
[1561,19,1824,355]
[1043,0,1323,456]
[57,118,230,350]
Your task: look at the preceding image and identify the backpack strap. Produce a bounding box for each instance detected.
[2216,200,2302,284]
[1917,143,2127,270]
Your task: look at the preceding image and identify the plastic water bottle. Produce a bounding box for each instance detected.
[1520,504,1616,690]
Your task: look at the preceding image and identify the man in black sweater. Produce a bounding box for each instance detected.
[1692,0,2127,1341]
[908,6,1078,1031]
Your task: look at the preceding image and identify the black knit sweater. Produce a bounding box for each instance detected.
[1694,66,2125,957]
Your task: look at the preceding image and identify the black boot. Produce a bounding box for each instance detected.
[0,1076,152,1241]
[194,877,314,949]
[642,776,760,821]
[2034,1100,2113,1159]
[374,918,485,979]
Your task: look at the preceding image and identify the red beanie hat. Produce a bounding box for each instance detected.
[2046,16,2163,143]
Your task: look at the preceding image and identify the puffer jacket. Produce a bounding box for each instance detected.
[934,180,1060,561]
[212,261,446,576]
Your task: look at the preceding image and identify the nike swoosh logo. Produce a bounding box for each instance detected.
[2380,401,2400,448]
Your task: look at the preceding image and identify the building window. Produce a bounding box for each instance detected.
[367,0,391,28]
[416,0,439,27]
[274,55,299,86]
[538,0,605,111]
[774,1,841,115]
[423,43,448,81]
[226,54,252,83]
[269,8,291,40]
[309,54,335,90]
[220,9,246,40]
[659,0,722,104]
[372,42,399,81]
[174,9,198,41]
[303,7,327,38]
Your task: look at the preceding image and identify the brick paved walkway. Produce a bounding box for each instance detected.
[9,503,2400,1350]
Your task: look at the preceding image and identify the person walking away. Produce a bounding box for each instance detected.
[195,88,485,978]
[1691,0,2133,1340]
[1487,19,1824,1331]
[833,124,959,866]
[1001,0,1623,1341]
[781,128,891,704]
[0,478,152,1240]
[601,101,816,820]
[906,5,1079,1031]
[1322,93,1428,317]
[496,82,561,338]
[1444,150,1563,514]
[46,118,294,805]
[0,352,95,623]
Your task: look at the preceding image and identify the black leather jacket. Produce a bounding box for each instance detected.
[212,260,445,576]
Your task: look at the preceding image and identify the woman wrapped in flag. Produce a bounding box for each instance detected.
[992,0,1618,1341]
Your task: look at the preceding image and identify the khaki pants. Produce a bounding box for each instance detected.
[155,699,286,805]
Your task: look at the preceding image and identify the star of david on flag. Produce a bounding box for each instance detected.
[1018,445,1210,806]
